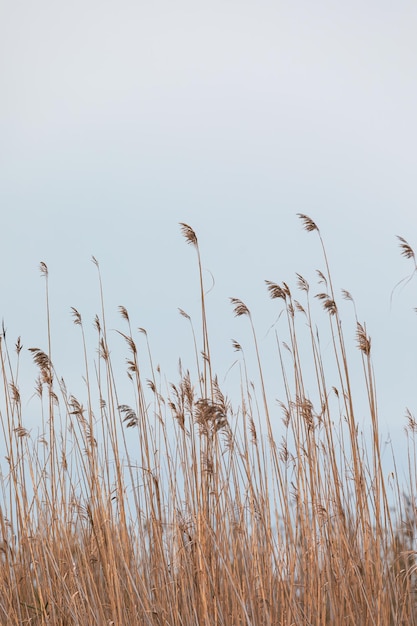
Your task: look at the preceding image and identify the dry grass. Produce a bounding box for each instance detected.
[0,216,416,625]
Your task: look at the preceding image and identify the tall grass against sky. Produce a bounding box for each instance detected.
[0,215,416,625]
[1,1,416,462]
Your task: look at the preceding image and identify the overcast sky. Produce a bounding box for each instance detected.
[1,1,417,478]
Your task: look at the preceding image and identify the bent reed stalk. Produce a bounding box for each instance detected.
[0,215,416,625]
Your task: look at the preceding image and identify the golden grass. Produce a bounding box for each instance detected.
[0,215,416,625]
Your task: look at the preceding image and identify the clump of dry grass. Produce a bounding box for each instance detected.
[0,216,416,625]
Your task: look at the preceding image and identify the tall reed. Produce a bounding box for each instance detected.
[0,215,415,625]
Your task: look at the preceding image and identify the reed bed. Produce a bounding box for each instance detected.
[0,215,416,625]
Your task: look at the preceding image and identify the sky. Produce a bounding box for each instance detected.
[1,1,417,479]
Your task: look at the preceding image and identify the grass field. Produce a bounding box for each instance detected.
[0,215,416,625]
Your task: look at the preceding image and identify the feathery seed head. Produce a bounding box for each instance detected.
[119,306,129,322]
[265,280,286,300]
[316,270,328,286]
[232,339,242,352]
[356,322,371,355]
[297,213,319,233]
[195,398,228,433]
[397,236,416,263]
[180,223,198,247]
[230,297,250,317]
[118,404,138,428]
[342,289,353,302]
[39,261,48,277]
[296,273,309,292]
[71,307,82,325]
[178,308,191,320]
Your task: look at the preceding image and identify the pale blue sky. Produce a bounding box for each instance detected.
[1,1,417,474]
